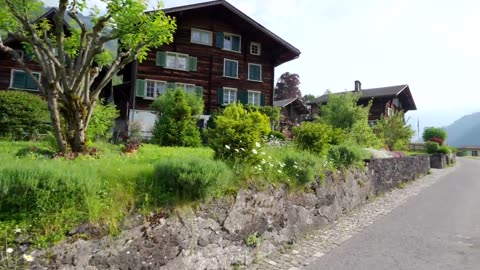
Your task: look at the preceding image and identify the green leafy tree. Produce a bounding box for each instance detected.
[244,104,281,130]
[151,88,203,147]
[422,127,447,145]
[207,103,271,164]
[303,94,316,102]
[86,100,119,141]
[320,92,380,148]
[0,0,176,153]
[374,112,414,150]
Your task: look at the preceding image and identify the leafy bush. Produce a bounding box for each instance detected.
[327,144,369,169]
[438,145,452,154]
[0,91,50,140]
[457,151,467,157]
[245,105,281,130]
[151,88,203,147]
[422,127,447,145]
[207,103,271,164]
[293,122,335,156]
[425,141,440,154]
[347,120,382,148]
[374,111,414,150]
[87,100,119,141]
[268,130,286,141]
[147,157,234,203]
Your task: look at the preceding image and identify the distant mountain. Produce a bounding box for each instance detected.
[444,112,480,147]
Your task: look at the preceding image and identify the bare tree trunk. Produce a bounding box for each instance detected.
[65,101,88,153]
[45,87,68,153]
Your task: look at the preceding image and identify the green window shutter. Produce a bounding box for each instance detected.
[166,82,175,91]
[232,36,240,52]
[156,51,166,67]
[217,87,224,105]
[135,79,145,97]
[215,32,224,48]
[238,90,248,104]
[25,73,39,90]
[224,61,230,77]
[188,56,198,71]
[260,93,266,106]
[195,86,203,98]
[250,65,261,81]
[11,71,26,89]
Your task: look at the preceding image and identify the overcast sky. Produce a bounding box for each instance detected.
[46,0,480,134]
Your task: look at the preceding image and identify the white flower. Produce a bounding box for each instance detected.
[261,151,266,155]
[255,142,261,148]
[294,161,298,165]
[240,148,245,152]
[269,163,274,167]
[225,145,231,150]
[293,165,298,169]
[278,162,285,168]
[235,149,239,153]
[268,156,272,159]
[261,159,266,164]
[6,248,13,254]
[23,254,34,262]
[277,170,282,173]
[252,149,258,155]
[14,228,21,233]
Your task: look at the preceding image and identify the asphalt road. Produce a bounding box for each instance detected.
[305,157,480,270]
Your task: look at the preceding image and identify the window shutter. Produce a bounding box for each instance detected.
[135,79,145,97]
[238,90,248,104]
[156,51,166,67]
[25,73,39,90]
[217,87,224,105]
[11,71,26,89]
[260,93,266,106]
[232,36,240,52]
[224,61,230,77]
[215,32,224,48]
[195,86,203,98]
[232,61,238,78]
[188,56,198,71]
[166,82,175,91]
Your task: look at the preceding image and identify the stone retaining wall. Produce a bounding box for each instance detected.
[41,155,430,270]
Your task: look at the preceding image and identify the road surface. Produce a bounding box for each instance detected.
[305,157,480,270]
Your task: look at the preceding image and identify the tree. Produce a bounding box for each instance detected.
[374,112,414,150]
[151,88,203,147]
[274,72,301,100]
[422,127,447,145]
[303,94,316,102]
[0,0,176,153]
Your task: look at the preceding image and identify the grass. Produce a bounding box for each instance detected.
[0,141,335,249]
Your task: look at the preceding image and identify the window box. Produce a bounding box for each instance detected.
[248,63,262,82]
[9,69,40,91]
[224,59,239,79]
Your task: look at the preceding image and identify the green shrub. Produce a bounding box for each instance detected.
[347,120,382,148]
[425,141,440,154]
[207,103,271,164]
[422,127,447,145]
[438,145,452,154]
[0,91,50,140]
[268,130,286,141]
[87,100,119,141]
[276,148,326,186]
[147,157,234,203]
[374,112,414,150]
[151,88,203,147]
[327,144,368,169]
[457,151,467,157]
[293,122,335,156]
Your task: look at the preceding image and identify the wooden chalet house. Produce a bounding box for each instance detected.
[308,80,417,124]
[113,0,300,136]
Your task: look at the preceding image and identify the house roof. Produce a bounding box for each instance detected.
[308,84,417,111]
[457,145,480,150]
[274,97,310,114]
[159,0,300,66]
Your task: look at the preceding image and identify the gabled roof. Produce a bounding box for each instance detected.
[159,0,300,65]
[274,97,310,114]
[273,98,298,107]
[457,145,480,150]
[309,84,417,111]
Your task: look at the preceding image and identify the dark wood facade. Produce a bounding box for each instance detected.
[116,1,300,119]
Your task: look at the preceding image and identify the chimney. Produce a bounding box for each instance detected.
[354,80,361,91]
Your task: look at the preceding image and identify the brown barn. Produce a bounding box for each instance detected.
[114,0,301,137]
[273,97,310,127]
[308,80,417,124]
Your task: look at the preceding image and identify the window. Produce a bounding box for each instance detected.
[175,82,196,93]
[248,90,261,106]
[191,28,212,45]
[250,42,261,55]
[224,59,238,78]
[215,32,241,52]
[248,63,262,82]
[166,52,188,70]
[223,87,237,105]
[144,80,166,99]
[9,69,40,91]
[473,151,478,157]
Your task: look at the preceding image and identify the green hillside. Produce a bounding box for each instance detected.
[444,112,480,147]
